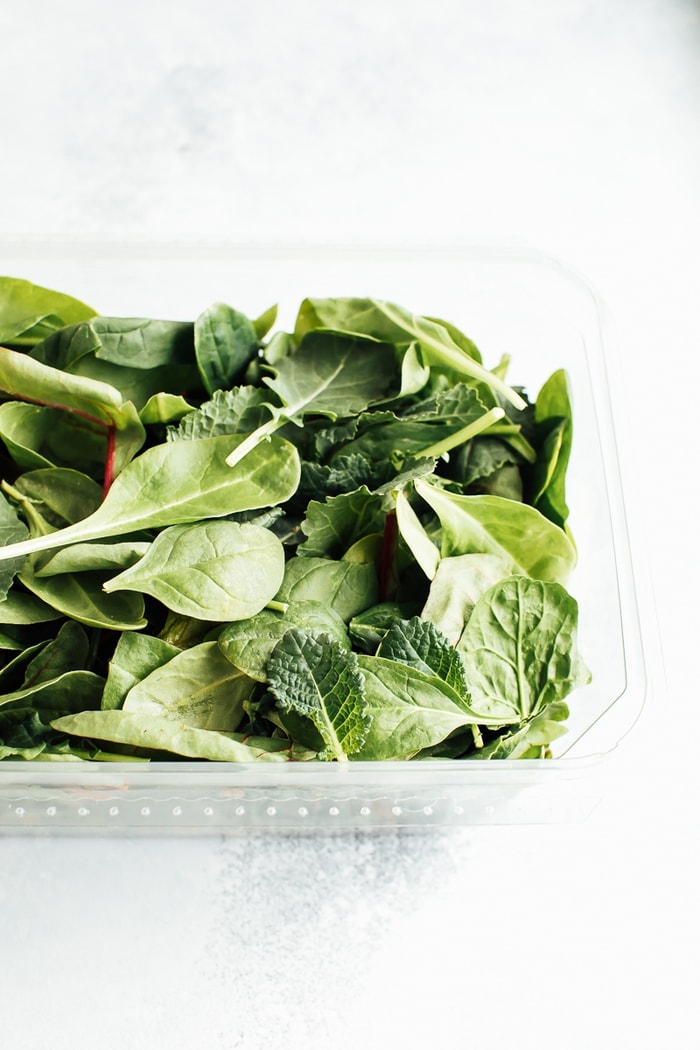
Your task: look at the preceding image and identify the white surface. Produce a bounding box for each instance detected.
[1,1,698,1047]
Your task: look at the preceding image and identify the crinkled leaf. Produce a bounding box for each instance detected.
[298,487,385,559]
[376,616,467,696]
[219,601,350,681]
[167,387,272,442]
[267,628,369,760]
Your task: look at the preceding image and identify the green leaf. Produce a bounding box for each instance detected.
[414,476,577,584]
[219,600,350,681]
[275,556,378,622]
[0,490,28,601]
[267,628,369,760]
[420,552,511,644]
[50,709,301,762]
[194,302,259,395]
[0,589,63,625]
[0,276,96,347]
[18,560,147,631]
[531,369,573,531]
[122,641,253,732]
[167,387,271,441]
[224,331,399,468]
[139,392,195,425]
[354,655,477,760]
[33,539,151,577]
[0,433,301,564]
[457,576,591,722]
[467,701,570,760]
[298,487,385,559]
[101,632,179,711]
[7,468,103,527]
[294,297,525,410]
[0,668,104,714]
[253,303,277,340]
[376,616,468,696]
[21,621,90,687]
[104,520,285,622]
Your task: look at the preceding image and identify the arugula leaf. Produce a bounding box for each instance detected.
[267,628,369,761]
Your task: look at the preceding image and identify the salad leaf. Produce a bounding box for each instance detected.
[267,628,369,761]
[194,302,259,395]
[0,276,96,347]
[104,521,285,622]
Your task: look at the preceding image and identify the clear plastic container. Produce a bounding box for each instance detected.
[0,240,647,831]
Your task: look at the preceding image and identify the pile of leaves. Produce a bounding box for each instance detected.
[0,277,590,763]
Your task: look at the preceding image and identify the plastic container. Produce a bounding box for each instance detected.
[0,240,647,831]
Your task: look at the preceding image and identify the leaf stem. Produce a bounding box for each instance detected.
[416,406,505,460]
[103,424,117,499]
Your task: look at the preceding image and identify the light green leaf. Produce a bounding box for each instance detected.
[421,553,511,644]
[123,641,253,731]
[51,709,297,761]
[275,556,378,622]
[104,521,285,622]
[414,476,577,584]
[34,539,151,577]
[0,433,301,564]
[457,576,591,722]
[139,392,195,425]
[19,561,147,631]
[0,276,96,347]
[102,632,179,711]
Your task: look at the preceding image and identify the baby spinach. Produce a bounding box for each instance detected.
[0,278,591,762]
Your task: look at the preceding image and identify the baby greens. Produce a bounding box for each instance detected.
[0,275,590,763]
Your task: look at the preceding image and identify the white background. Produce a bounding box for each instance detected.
[1,2,698,1047]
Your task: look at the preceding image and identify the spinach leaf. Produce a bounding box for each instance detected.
[102,632,180,711]
[50,709,306,762]
[298,487,385,559]
[194,302,259,395]
[0,276,96,348]
[18,560,147,631]
[0,433,301,564]
[354,656,476,760]
[294,297,526,410]
[122,641,253,732]
[530,369,573,531]
[420,552,511,644]
[414,476,577,584]
[224,331,399,468]
[0,490,28,601]
[104,521,285,622]
[267,628,369,761]
[457,576,591,722]
[6,468,103,528]
[275,556,378,622]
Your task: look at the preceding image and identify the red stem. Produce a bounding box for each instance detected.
[102,425,117,498]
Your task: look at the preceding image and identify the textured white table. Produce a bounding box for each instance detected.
[1,2,698,1047]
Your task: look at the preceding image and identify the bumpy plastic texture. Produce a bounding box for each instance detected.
[0,241,647,831]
